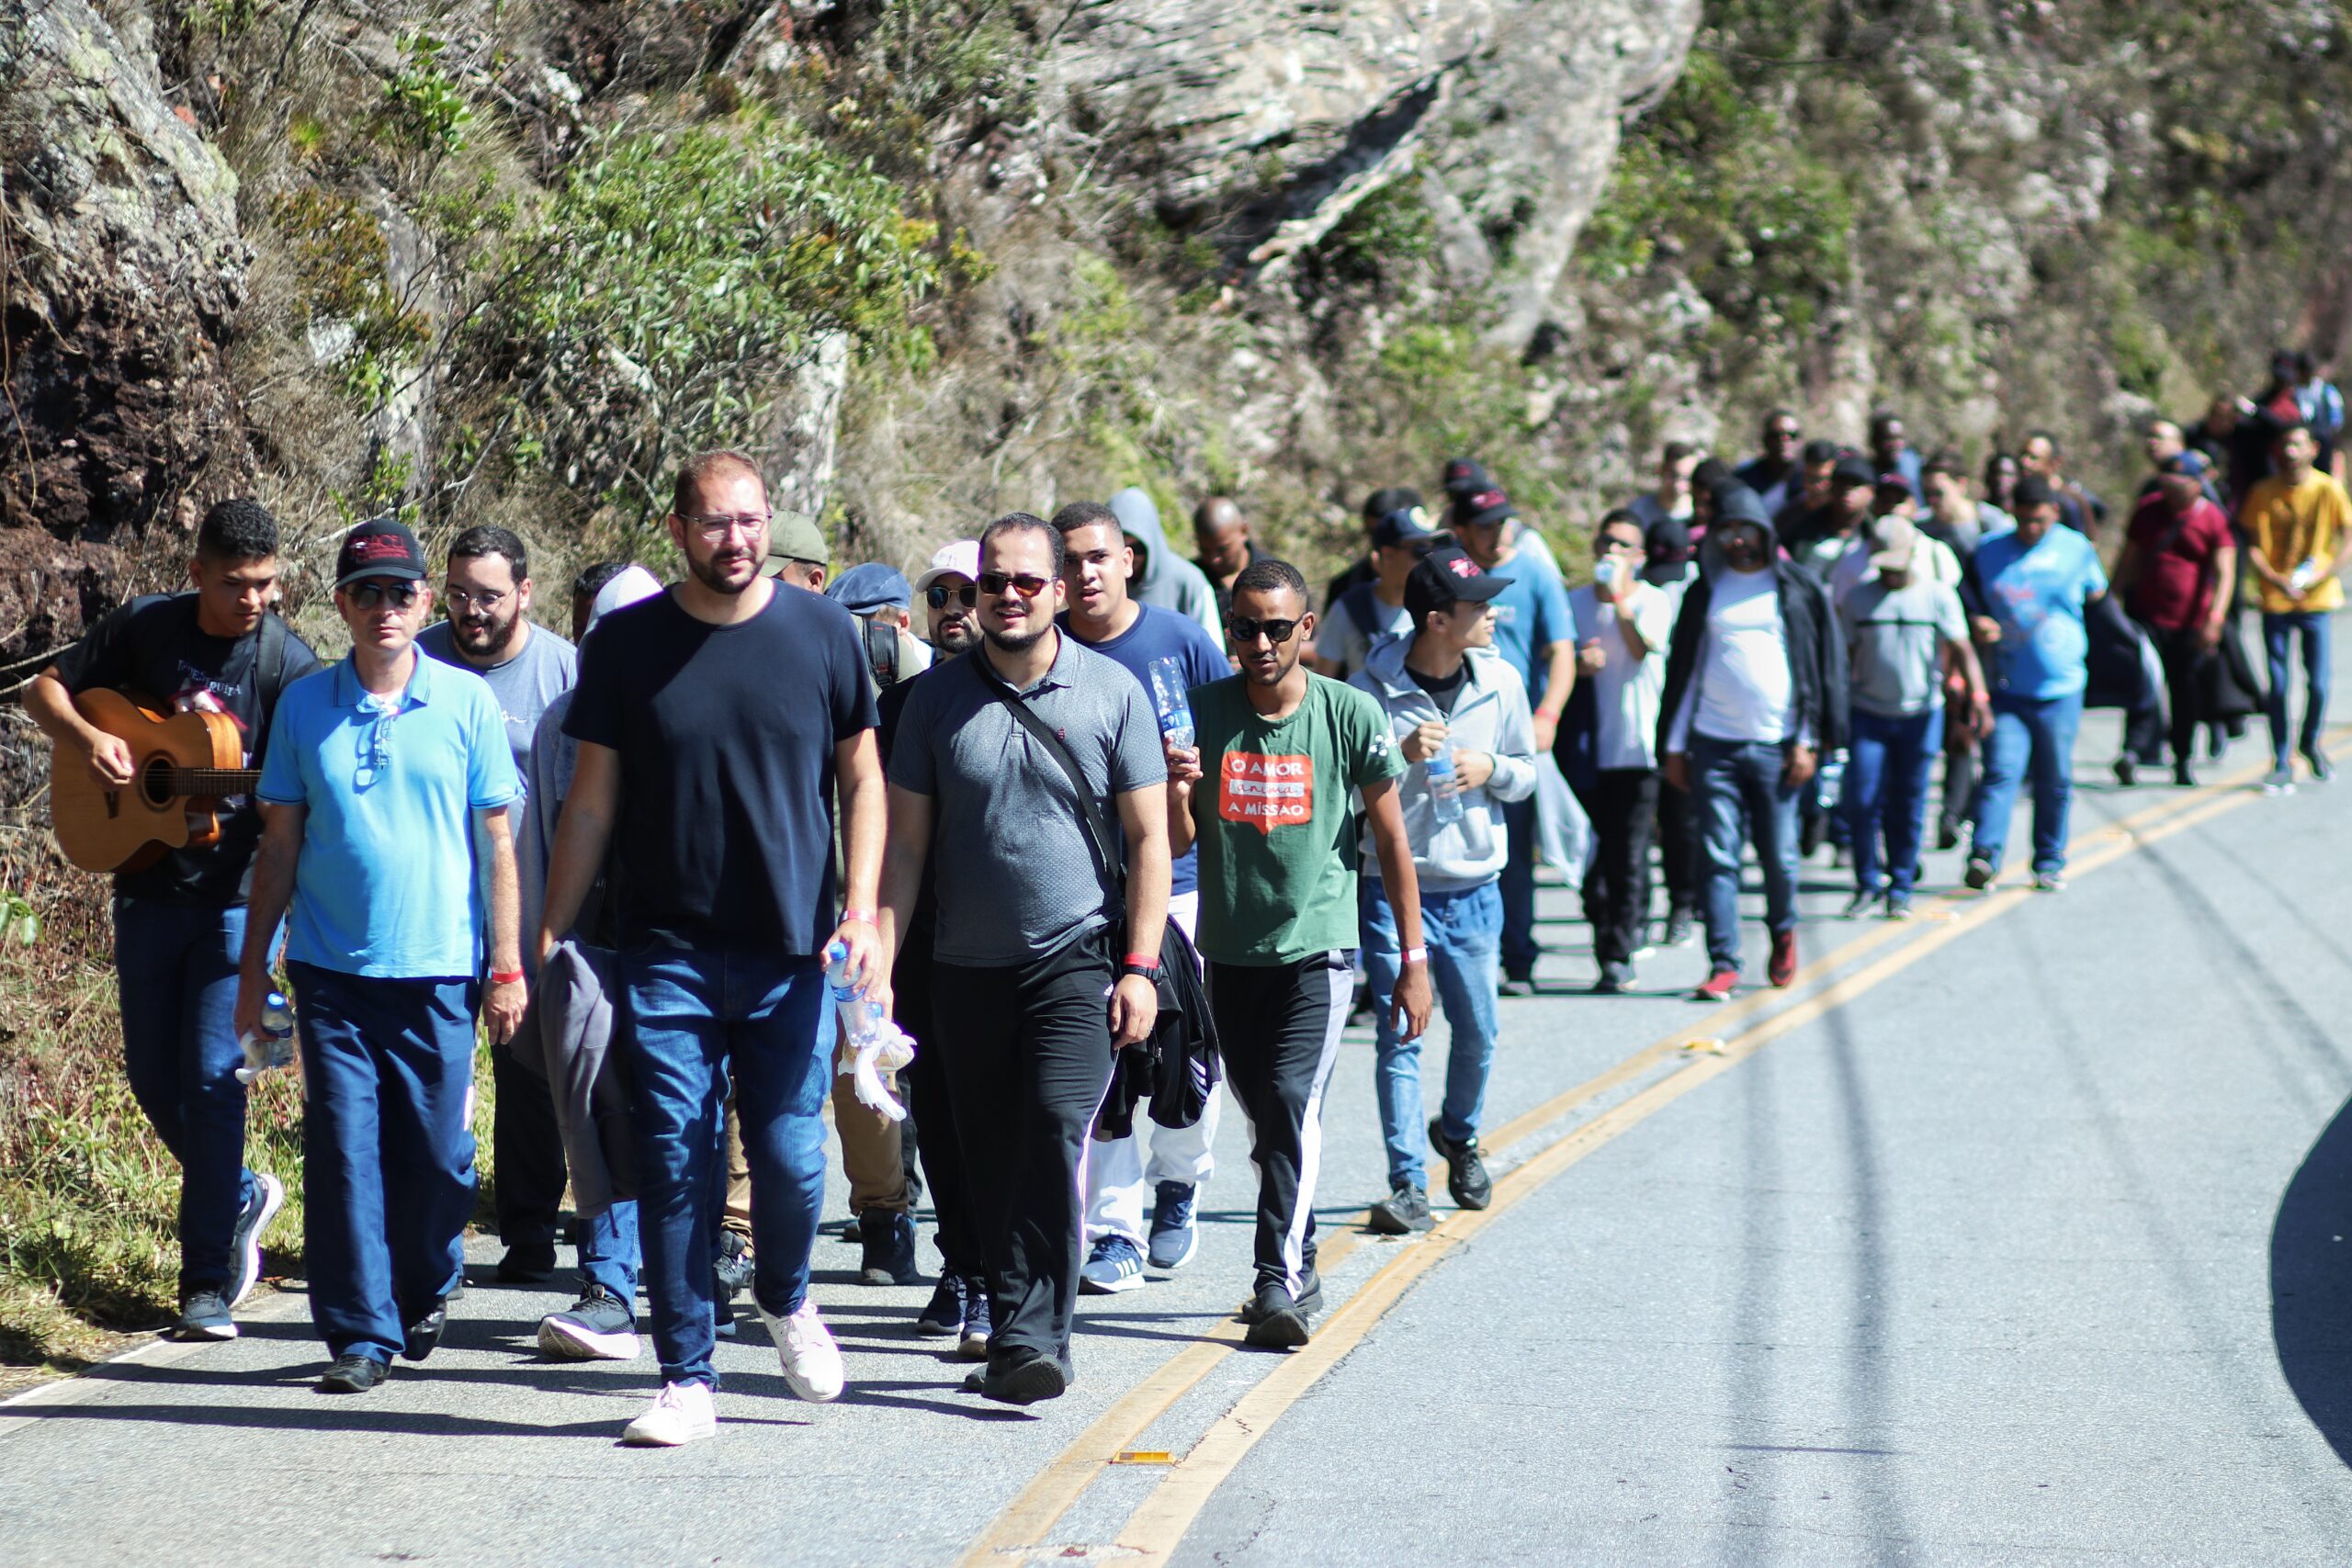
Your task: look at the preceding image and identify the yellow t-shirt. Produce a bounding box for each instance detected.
[2241,470,2351,614]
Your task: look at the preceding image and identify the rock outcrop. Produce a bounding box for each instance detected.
[0,0,253,667]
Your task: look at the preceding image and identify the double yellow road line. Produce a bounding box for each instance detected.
[963,733,2340,1567]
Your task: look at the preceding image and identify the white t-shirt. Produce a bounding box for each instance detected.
[1670,568,1793,747]
[1569,581,1674,770]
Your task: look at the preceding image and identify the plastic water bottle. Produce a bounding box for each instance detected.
[1425,740,1464,828]
[235,991,294,1085]
[824,940,914,1122]
[2290,557,2320,595]
[1816,749,1848,813]
[1148,657,1195,750]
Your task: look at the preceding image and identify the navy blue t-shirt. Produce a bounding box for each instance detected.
[1059,603,1227,897]
[565,585,877,955]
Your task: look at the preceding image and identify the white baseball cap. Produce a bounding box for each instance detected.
[911,539,981,594]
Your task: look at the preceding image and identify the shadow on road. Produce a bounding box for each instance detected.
[2271,1091,2352,1471]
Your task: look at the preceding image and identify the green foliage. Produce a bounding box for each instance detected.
[382,31,474,154]
[489,107,943,524]
[264,187,433,406]
[1318,175,1441,290]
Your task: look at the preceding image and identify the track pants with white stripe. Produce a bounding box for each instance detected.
[1207,952,1351,1296]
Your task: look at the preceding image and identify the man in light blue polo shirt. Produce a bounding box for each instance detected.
[236,518,524,1394]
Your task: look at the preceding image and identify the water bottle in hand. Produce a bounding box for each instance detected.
[1425,739,1464,828]
[235,991,295,1086]
[1148,657,1195,750]
[825,939,914,1122]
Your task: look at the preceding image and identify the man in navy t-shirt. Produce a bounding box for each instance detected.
[1051,500,1229,1291]
[544,450,886,1449]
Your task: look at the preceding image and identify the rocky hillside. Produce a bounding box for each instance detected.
[6,0,2352,652]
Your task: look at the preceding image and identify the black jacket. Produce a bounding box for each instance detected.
[1657,485,1849,757]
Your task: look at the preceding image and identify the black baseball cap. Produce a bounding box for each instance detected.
[1453,486,1517,530]
[1442,457,1491,497]
[1362,484,1424,524]
[334,517,428,588]
[1830,453,1880,489]
[1370,503,1441,550]
[1404,544,1510,625]
[2013,474,2057,512]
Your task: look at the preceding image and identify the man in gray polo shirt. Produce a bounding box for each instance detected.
[876,513,1170,1406]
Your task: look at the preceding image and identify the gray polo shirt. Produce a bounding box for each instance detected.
[888,631,1167,966]
[417,619,578,778]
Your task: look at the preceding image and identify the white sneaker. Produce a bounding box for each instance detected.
[621,1381,716,1447]
[763,1298,844,1403]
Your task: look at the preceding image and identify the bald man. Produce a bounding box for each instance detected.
[1193,497,1265,620]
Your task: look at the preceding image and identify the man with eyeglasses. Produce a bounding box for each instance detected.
[881,539,993,1358]
[1171,558,1431,1347]
[1050,500,1230,1295]
[542,450,888,1446]
[414,525,579,1286]
[236,518,525,1393]
[1736,410,1805,517]
[876,514,1171,1405]
[1313,503,1442,681]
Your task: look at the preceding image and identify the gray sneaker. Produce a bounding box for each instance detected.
[2264,763,2297,795]
[538,1284,641,1360]
[226,1172,284,1308]
[1366,1182,1433,1235]
[172,1289,236,1342]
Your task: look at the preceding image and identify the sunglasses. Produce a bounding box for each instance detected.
[925,582,978,610]
[347,581,422,610]
[978,571,1051,600]
[1227,615,1301,646]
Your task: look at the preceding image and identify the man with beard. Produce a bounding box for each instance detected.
[876,514,1170,1404]
[543,450,887,1445]
[418,526,578,1284]
[1172,558,1431,1347]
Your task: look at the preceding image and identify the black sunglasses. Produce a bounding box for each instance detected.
[1227,615,1300,646]
[925,582,978,610]
[347,581,422,610]
[978,571,1050,600]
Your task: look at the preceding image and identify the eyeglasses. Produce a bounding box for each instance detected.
[444,586,511,611]
[978,571,1050,600]
[354,700,400,790]
[1227,615,1300,646]
[347,581,421,610]
[678,512,771,541]
[925,582,978,610]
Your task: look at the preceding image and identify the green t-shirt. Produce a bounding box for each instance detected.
[1188,672,1406,964]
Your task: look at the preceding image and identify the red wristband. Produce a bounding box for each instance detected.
[841,909,876,927]
[1123,953,1161,971]
[490,967,525,986]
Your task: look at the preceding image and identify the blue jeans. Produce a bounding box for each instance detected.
[1498,795,1539,979]
[1973,691,2083,876]
[622,948,831,1388]
[579,1201,639,1301]
[112,897,256,1297]
[1845,707,1944,897]
[1690,734,1800,972]
[1361,877,1502,1190]
[2263,611,2332,763]
[290,963,478,1366]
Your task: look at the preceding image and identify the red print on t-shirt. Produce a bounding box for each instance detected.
[1218,751,1313,835]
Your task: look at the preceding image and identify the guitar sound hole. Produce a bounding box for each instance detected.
[140,755,175,808]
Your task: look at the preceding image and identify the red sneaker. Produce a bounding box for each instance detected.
[1693,967,1738,1002]
[1768,930,1799,987]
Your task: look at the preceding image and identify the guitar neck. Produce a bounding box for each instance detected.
[164,770,263,795]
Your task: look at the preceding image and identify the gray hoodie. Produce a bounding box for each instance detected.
[1109,487,1223,639]
[1349,636,1538,891]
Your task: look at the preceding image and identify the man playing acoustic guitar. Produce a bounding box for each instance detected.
[25,500,324,1342]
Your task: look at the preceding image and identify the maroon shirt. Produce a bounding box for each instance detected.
[2123,493,2233,632]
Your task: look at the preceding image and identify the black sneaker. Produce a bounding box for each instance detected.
[171,1289,236,1342]
[859,1209,921,1286]
[1935,818,1961,852]
[496,1243,558,1284]
[1963,855,1996,891]
[1590,961,1634,995]
[226,1173,284,1308]
[317,1353,390,1393]
[2305,749,2334,784]
[401,1300,447,1361]
[916,1276,967,1338]
[1147,1181,1199,1271]
[957,1279,992,1361]
[2112,755,2137,787]
[1429,1119,1492,1211]
[1295,1265,1324,1315]
[713,1230,755,1299]
[981,1348,1068,1404]
[538,1284,640,1360]
[2173,761,2198,788]
[1240,1283,1310,1348]
[1799,809,1828,857]
[1366,1182,1433,1235]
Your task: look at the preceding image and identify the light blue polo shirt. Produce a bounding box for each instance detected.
[258,651,519,977]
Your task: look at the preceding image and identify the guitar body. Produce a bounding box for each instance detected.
[50,690,249,874]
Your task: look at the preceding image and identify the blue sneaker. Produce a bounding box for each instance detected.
[226,1172,284,1308]
[1079,1235,1145,1294]
[1147,1181,1198,1271]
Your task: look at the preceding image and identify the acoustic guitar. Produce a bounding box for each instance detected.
[50,689,260,873]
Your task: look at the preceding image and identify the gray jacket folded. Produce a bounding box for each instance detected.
[529,938,635,1214]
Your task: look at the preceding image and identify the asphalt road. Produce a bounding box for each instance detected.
[6,660,2352,1566]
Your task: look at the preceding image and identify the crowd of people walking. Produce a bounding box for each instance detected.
[26,351,2351,1444]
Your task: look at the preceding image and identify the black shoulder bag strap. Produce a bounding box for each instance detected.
[982,673,1125,913]
[251,610,290,763]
